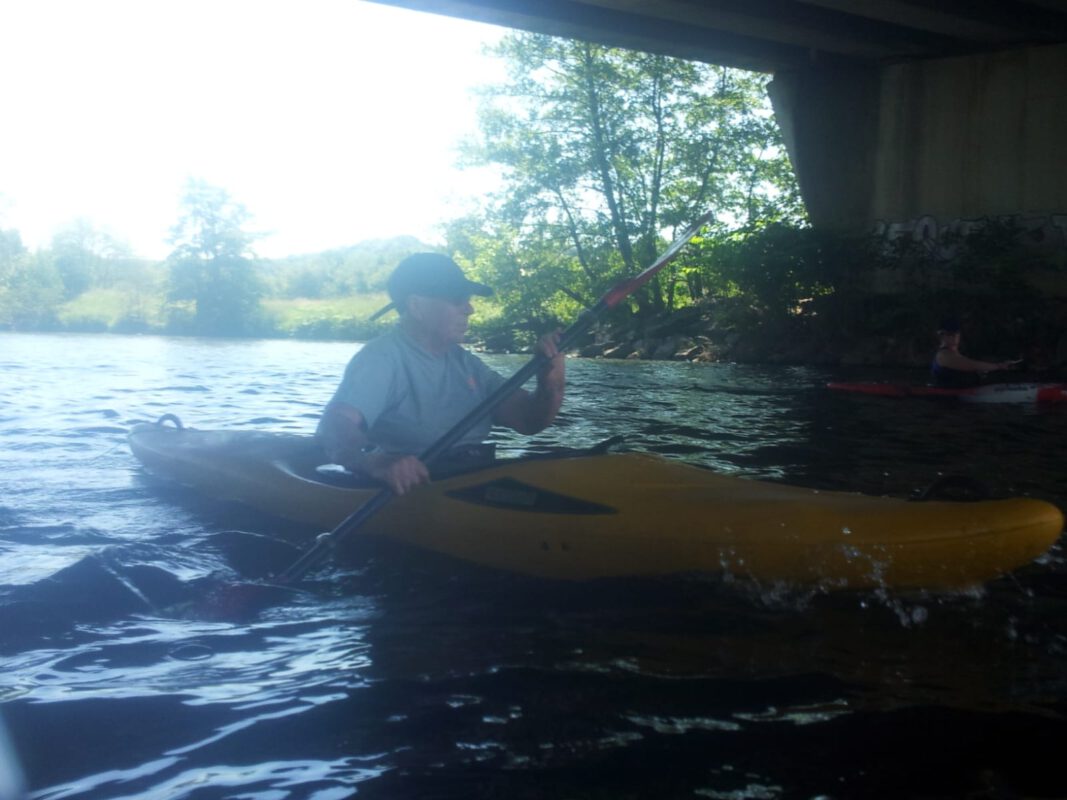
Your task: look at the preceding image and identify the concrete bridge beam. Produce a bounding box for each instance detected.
[768,43,1067,235]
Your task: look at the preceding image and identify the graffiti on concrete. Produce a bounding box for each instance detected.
[873,212,1067,261]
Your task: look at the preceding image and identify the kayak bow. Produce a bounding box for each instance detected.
[129,421,1064,590]
[827,381,1067,404]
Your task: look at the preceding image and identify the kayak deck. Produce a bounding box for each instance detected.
[827,381,1067,404]
[128,422,1064,590]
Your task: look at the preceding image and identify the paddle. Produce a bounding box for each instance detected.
[278,210,714,583]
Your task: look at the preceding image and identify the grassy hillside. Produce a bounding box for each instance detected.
[28,236,437,340]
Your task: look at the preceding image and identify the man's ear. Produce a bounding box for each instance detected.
[404,295,423,321]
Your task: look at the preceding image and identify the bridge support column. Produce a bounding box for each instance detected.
[769,44,1067,242]
[767,66,879,232]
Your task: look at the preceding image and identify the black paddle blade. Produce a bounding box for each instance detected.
[205,530,307,580]
[180,532,311,620]
[177,577,304,621]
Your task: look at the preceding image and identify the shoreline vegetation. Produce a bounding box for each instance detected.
[4,222,1067,373]
[6,37,1065,375]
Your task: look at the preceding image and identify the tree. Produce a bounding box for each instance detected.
[0,229,64,329]
[50,219,130,299]
[166,179,263,335]
[0,228,25,285]
[459,33,803,320]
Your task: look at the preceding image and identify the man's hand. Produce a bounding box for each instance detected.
[492,329,566,435]
[366,452,430,496]
[535,329,565,396]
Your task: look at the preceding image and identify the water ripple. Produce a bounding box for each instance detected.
[2,332,1066,799]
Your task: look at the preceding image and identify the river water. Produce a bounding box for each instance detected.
[2,331,1066,799]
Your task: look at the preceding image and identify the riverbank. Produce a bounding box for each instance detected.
[562,294,1067,373]
[9,288,1067,373]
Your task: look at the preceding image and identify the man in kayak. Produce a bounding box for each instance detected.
[932,317,1019,387]
[316,253,565,495]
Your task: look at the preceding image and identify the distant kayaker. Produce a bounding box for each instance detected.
[931,317,1020,387]
[316,253,565,495]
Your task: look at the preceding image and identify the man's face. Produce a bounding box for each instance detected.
[408,294,474,346]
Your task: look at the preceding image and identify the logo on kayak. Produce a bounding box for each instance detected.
[445,478,617,515]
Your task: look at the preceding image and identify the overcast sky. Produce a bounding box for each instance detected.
[0,0,507,259]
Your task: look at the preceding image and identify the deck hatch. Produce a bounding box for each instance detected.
[445,478,617,515]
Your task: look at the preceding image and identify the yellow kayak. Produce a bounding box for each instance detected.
[128,420,1063,590]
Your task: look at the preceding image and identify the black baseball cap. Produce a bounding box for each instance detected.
[370,253,492,320]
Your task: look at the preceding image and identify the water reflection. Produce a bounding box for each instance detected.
[2,333,1067,798]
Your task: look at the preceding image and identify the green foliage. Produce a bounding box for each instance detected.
[446,215,580,349]
[0,228,24,271]
[0,228,27,325]
[166,179,263,336]
[261,295,391,340]
[264,236,430,299]
[0,232,64,329]
[1,221,169,332]
[57,286,167,333]
[692,223,855,320]
[50,220,131,299]
[674,218,1066,367]
[895,217,1053,298]
[0,207,434,340]
[861,218,1064,360]
[0,37,807,347]
[459,32,803,323]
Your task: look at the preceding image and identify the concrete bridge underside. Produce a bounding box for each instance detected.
[368,0,1067,241]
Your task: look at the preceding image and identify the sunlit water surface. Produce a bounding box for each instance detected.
[2,332,1066,799]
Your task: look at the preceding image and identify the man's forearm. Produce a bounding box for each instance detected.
[316,405,372,467]
[528,382,564,430]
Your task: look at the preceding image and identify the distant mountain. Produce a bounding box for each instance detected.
[267,235,431,270]
[260,235,437,298]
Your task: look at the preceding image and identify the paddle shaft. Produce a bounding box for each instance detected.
[279,211,714,582]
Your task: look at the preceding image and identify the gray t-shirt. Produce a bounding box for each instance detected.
[321,327,506,454]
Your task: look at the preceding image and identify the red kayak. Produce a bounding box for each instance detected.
[827,381,1067,404]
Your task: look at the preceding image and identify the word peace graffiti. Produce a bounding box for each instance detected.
[873,212,1067,261]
